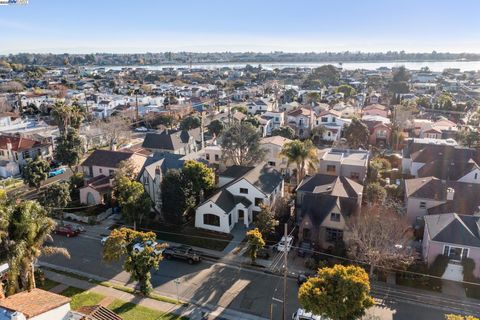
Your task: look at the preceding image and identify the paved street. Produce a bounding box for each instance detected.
[40,232,480,319]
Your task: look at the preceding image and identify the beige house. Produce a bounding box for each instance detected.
[318,148,369,182]
[260,136,292,174]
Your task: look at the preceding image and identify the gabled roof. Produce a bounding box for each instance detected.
[300,193,358,228]
[410,145,479,164]
[142,153,184,179]
[297,174,363,199]
[287,107,311,117]
[417,159,479,181]
[0,288,70,318]
[142,128,201,151]
[260,136,293,147]
[242,164,283,194]
[425,213,480,247]
[81,150,136,168]
[0,135,49,152]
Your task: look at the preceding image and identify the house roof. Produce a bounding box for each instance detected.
[77,305,123,320]
[207,189,252,212]
[142,153,184,179]
[142,128,201,151]
[287,108,311,117]
[0,135,49,152]
[425,213,480,247]
[81,150,135,168]
[220,165,255,179]
[405,176,480,215]
[242,163,283,194]
[410,145,479,164]
[363,103,387,111]
[0,288,70,318]
[260,136,293,147]
[417,159,479,180]
[297,174,363,199]
[300,193,358,228]
[318,109,341,118]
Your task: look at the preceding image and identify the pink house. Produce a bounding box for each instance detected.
[423,213,480,278]
[362,104,388,118]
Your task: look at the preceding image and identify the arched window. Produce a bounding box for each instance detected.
[203,214,220,227]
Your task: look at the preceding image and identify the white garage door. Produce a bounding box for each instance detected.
[442,262,464,282]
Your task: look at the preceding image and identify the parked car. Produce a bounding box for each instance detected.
[297,272,312,286]
[275,236,294,252]
[163,245,202,264]
[48,167,66,178]
[54,225,80,238]
[64,223,85,233]
[297,242,312,257]
[132,240,165,256]
[101,236,109,245]
[292,308,324,320]
[135,126,148,132]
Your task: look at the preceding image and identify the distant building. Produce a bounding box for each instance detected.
[318,148,369,182]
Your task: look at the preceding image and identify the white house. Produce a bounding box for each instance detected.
[314,110,350,142]
[195,163,283,234]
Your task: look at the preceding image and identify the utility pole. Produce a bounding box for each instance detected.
[282,223,287,320]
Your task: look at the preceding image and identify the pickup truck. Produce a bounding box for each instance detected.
[162,245,202,264]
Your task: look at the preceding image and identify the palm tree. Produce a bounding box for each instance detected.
[280,139,318,184]
[6,201,69,295]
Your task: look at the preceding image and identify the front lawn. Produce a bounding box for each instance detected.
[60,286,105,310]
[108,299,186,320]
[37,278,60,291]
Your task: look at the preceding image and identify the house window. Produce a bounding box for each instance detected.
[240,188,248,194]
[268,161,276,166]
[22,151,30,159]
[327,132,331,137]
[443,245,469,260]
[330,213,341,222]
[350,172,360,180]
[109,170,114,176]
[206,153,210,160]
[228,214,232,226]
[0,150,4,156]
[255,197,263,206]
[475,173,478,180]
[419,201,426,209]
[321,117,328,123]
[143,176,149,185]
[325,228,343,243]
[326,165,336,173]
[203,214,220,227]
[332,117,336,123]
[215,154,219,161]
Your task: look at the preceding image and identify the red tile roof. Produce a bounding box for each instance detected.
[0,135,48,152]
[0,288,70,318]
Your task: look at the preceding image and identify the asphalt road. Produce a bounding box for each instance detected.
[40,233,478,320]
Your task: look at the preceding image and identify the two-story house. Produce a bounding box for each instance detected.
[260,136,292,174]
[195,163,283,234]
[362,104,388,118]
[296,174,363,249]
[286,107,314,138]
[318,148,369,182]
[0,134,53,167]
[314,110,350,142]
[401,138,458,175]
[142,128,202,155]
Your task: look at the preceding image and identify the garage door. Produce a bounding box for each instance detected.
[442,262,464,282]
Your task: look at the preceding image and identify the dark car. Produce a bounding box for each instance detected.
[297,242,312,257]
[297,272,312,286]
[53,225,80,238]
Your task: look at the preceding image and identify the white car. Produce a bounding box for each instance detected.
[101,236,109,245]
[132,240,165,256]
[135,126,148,132]
[275,235,294,252]
[292,308,325,320]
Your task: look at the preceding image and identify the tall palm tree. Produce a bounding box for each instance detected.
[280,139,318,184]
[7,201,69,295]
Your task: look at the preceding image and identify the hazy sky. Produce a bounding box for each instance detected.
[1,0,480,54]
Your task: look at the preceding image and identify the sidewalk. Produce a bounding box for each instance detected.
[42,267,268,320]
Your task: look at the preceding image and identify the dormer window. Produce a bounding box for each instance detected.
[330,213,341,222]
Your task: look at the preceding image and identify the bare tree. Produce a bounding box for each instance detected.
[346,203,416,277]
[94,116,131,150]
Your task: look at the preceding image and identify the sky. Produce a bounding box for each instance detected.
[1,0,480,54]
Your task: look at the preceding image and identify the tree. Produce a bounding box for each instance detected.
[51,101,85,135]
[271,126,295,139]
[207,119,224,136]
[311,65,340,86]
[367,157,391,182]
[161,169,196,224]
[346,204,415,277]
[280,139,318,183]
[220,122,266,166]
[393,66,411,82]
[103,227,165,295]
[22,156,49,191]
[344,118,369,149]
[253,204,278,237]
[6,200,69,295]
[114,176,151,230]
[336,84,357,98]
[445,315,479,320]
[298,265,374,320]
[181,160,215,200]
[246,228,265,264]
[364,182,387,205]
[306,92,321,105]
[179,116,201,130]
[39,181,71,219]
[94,116,131,150]
[437,93,454,110]
[54,127,83,172]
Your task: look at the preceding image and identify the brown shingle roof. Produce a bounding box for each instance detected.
[81,150,135,168]
[0,288,70,318]
[77,305,123,320]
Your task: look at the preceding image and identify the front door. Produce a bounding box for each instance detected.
[238,210,244,224]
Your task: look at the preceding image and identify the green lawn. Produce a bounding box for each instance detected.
[108,299,186,320]
[37,278,60,291]
[60,286,105,310]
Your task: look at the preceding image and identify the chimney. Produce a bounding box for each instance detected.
[446,187,455,201]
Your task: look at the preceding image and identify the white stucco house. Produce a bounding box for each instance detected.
[314,110,350,142]
[195,163,284,234]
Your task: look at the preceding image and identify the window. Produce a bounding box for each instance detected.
[350,172,360,180]
[330,213,341,222]
[240,188,248,194]
[327,132,331,137]
[419,201,426,209]
[203,214,220,227]
[268,161,276,166]
[215,154,219,161]
[109,169,114,176]
[99,168,103,173]
[22,151,30,159]
[255,197,263,206]
[206,153,210,160]
[326,228,343,243]
[332,117,336,123]
[443,245,469,260]
[326,165,336,173]
[475,173,478,180]
[321,117,328,123]
[228,214,232,226]
[0,150,4,156]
